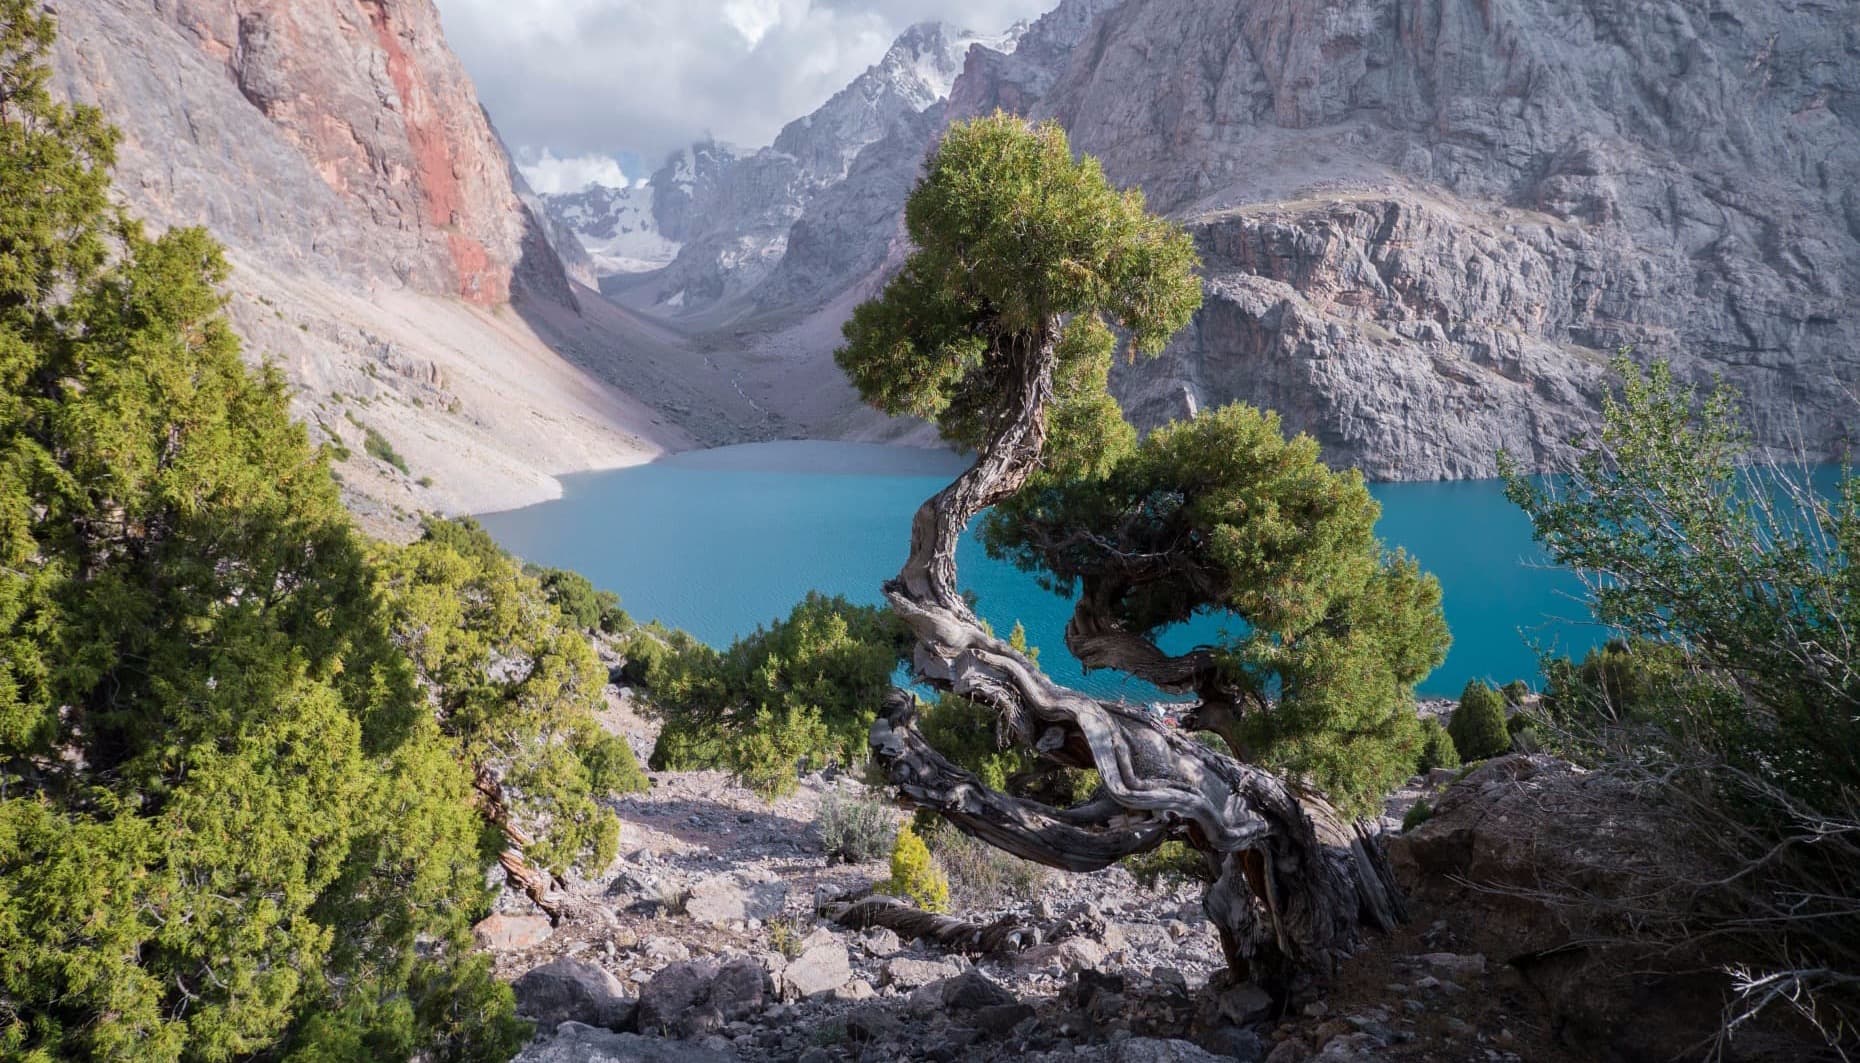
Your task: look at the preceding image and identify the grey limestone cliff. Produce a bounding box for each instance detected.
[671,0,1860,478]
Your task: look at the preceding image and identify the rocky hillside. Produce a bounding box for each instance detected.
[477,682,1675,1063]
[584,0,1860,479]
[48,0,689,527]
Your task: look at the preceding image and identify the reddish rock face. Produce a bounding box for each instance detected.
[55,0,570,307]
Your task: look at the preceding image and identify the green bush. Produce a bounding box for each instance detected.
[531,565,629,633]
[1504,359,1860,1042]
[1541,638,1692,729]
[1414,716,1461,773]
[882,824,949,912]
[1448,680,1510,761]
[644,593,910,797]
[815,787,897,864]
[1122,840,1212,888]
[1401,799,1433,831]
[363,424,409,474]
[374,518,647,876]
[0,14,535,1054]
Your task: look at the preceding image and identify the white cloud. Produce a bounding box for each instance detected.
[434,0,1055,168]
[518,149,633,195]
[722,0,785,47]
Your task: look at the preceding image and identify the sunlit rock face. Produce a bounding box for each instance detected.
[1037,0,1860,477]
[53,0,575,307]
[586,0,1860,478]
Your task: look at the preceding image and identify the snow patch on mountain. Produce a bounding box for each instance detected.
[538,18,1025,291]
[547,183,683,274]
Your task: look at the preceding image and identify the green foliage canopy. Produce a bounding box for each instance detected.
[0,6,521,1052]
[375,518,646,876]
[0,9,636,1056]
[1503,359,1860,800]
[646,592,910,796]
[984,404,1451,816]
[833,114,1446,820]
[836,112,1202,478]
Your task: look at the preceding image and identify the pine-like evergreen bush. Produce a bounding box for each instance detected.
[1415,716,1461,773]
[1448,680,1511,761]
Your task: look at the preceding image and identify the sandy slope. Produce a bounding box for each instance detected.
[221,258,693,536]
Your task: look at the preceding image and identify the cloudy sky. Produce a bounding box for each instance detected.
[434,0,1054,194]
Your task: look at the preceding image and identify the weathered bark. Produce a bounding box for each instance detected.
[474,766,576,922]
[821,893,1043,954]
[868,322,1402,994]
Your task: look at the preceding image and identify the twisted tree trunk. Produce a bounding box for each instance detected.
[867,325,1402,995]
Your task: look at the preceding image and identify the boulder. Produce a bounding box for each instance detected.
[1203,982,1273,1027]
[636,957,770,1038]
[780,941,852,999]
[685,869,788,926]
[970,1002,1036,1038]
[514,1022,736,1063]
[511,958,634,1033]
[879,956,960,989]
[940,969,1017,1012]
[472,913,552,951]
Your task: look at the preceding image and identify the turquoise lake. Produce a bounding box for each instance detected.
[479,441,1604,700]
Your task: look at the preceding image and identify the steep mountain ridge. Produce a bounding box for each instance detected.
[544,21,1025,323]
[49,0,689,526]
[587,0,1860,479]
[1041,0,1860,476]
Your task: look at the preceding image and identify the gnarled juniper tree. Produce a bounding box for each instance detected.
[839,114,1448,992]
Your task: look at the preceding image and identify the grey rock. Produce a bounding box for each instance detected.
[1312,1031,1389,1062]
[1208,983,1274,1027]
[1111,1038,1233,1063]
[860,927,904,956]
[708,957,774,1021]
[639,936,689,962]
[634,961,712,1036]
[970,1002,1037,1038]
[513,1022,735,1063]
[512,958,635,1033]
[636,957,771,1038]
[685,869,788,926]
[781,941,853,999]
[842,1003,902,1043]
[940,969,1019,1012]
[880,956,961,989]
[1198,1026,1266,1062]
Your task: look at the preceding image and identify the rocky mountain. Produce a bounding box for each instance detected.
[615,0,1860,480]
[1048,0,1860,479]
[542,22,1024,322]
[47,0,688,526]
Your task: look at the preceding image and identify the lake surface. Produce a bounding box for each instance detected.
[480,441,1603,700]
